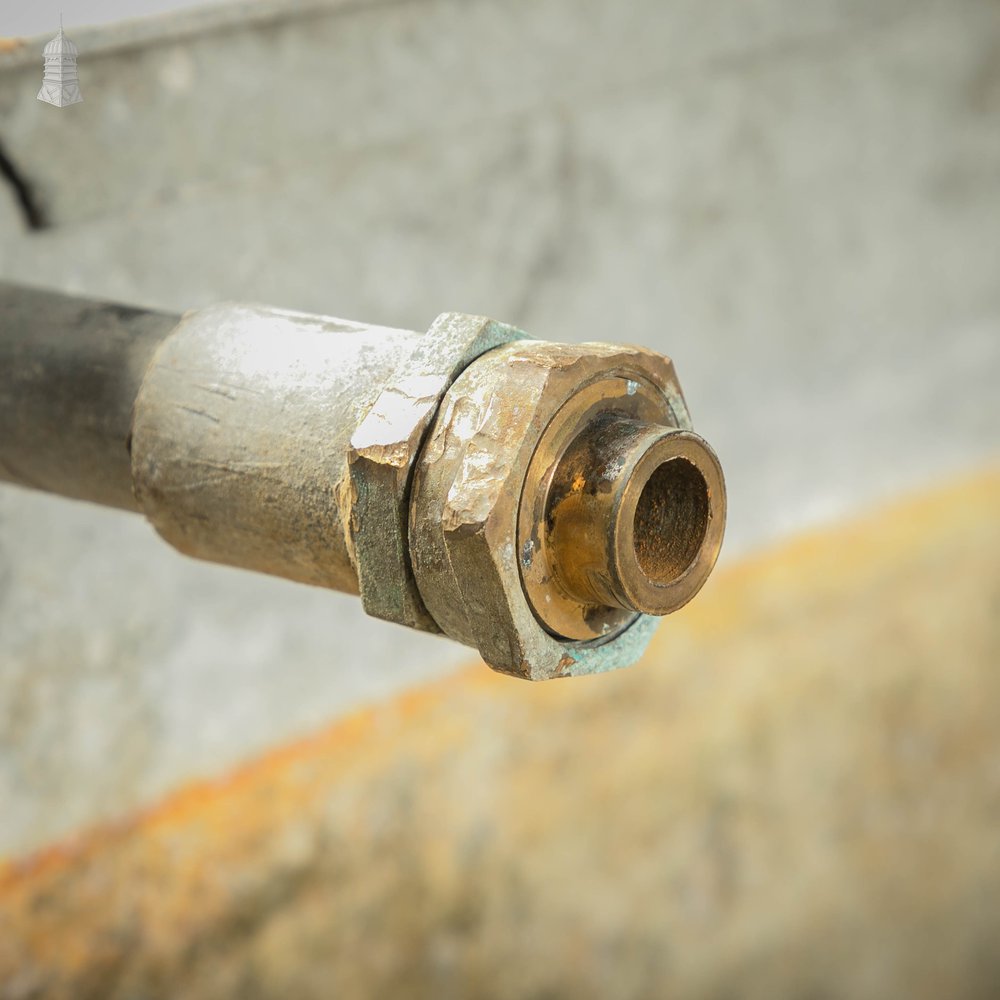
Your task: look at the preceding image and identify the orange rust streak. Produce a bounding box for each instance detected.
[1,467,997,899]
[0,677,483,890]
[0,468,997,996]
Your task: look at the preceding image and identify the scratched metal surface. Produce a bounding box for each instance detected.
[0,0,998,857]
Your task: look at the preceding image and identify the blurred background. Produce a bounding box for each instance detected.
[0,1,998,997]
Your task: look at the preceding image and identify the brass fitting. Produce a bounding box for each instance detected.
[0,284,725,680]
[410,340,725,679]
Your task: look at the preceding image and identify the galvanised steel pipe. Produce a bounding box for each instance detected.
[0,280,726,680]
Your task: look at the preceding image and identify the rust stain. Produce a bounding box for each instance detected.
[0,679,462,887]
[3,468,998,886]
[1,468,998,998]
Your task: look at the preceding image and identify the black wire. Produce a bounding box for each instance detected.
[0,138,47,230]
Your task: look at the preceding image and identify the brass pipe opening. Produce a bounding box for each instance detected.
[510,358,726,660]
[632,457,710,586]
[607,426,723,617]
[544,419,724,622]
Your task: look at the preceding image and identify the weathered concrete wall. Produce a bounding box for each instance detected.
[1,0,999,863]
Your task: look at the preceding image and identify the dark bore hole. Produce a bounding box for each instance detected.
[632,458,710,585]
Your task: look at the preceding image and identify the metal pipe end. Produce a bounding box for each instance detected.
[546,421,724,618]
[412,340,727,679]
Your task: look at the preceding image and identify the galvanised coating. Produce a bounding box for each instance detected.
[131,301,426,595]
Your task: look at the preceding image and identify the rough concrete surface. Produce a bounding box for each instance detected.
[1,471,998,999]
[1,0,999,857]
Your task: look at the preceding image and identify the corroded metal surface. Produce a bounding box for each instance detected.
[410,340,725,678]
[347,312,525,631]
[131,301,425,594]
[1,472,997,1000]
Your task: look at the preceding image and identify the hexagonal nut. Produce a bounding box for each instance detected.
[347,312,525,632]
[408,339,691,680]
